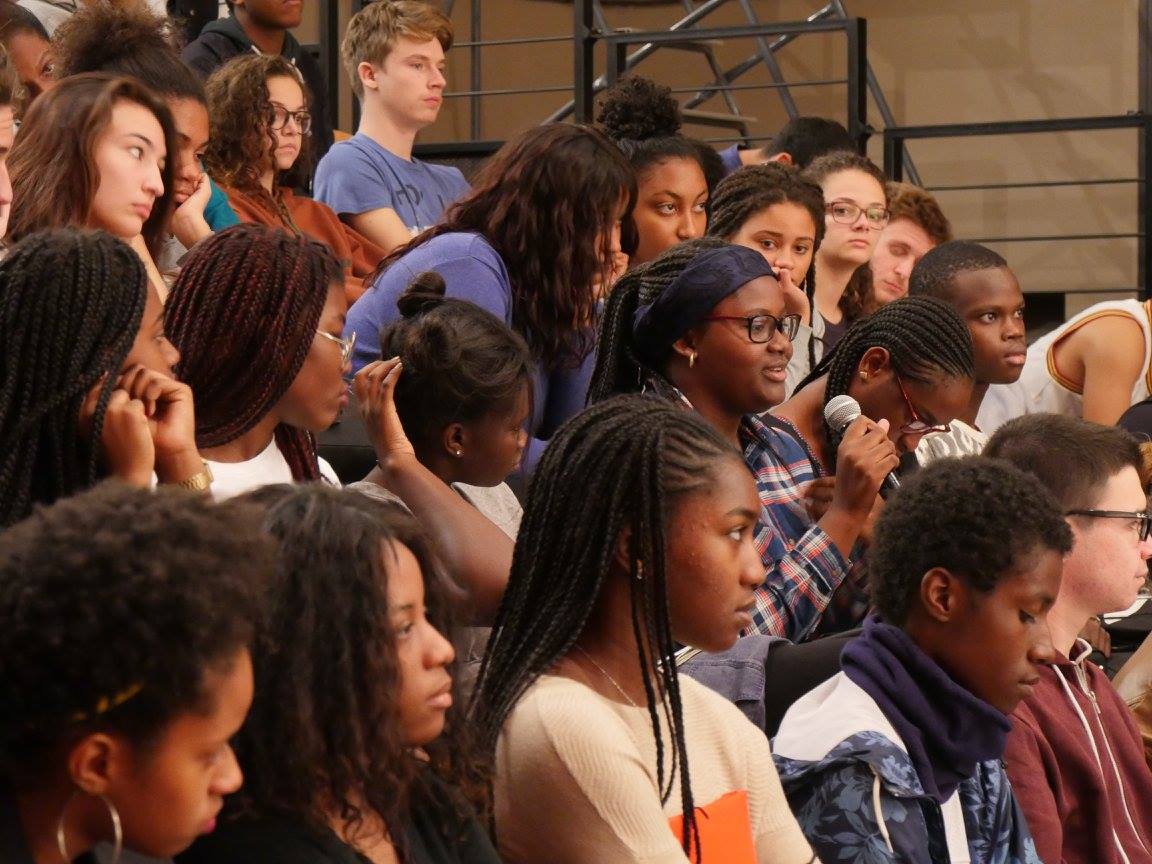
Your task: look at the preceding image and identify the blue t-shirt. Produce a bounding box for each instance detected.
[345,231,595,472]
[314,133,470,235]
[719,144,744,176]
[204,176,240,231]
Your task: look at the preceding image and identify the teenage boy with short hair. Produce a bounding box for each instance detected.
[314,0,467,254]
[984,414,1152,864]
[182,0,333,165]
[774,456,1067,864]
[869,182,952,306]
[908,240,1026,462]
[718,115,854,175]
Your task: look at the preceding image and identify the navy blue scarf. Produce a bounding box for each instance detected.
[841,615,1011,803]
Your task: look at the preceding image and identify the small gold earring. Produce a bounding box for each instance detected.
[688,351,698,368]
[454,449,463,457]
[860,372,869,382]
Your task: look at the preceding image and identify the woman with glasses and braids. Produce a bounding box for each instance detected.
[471,395,815,864]
[774,296,976,632]
[164,223,347,498]
[790,152,889,385]
[0,228,208,528]
[707,162,826,398]
[204,53,385,303]
[588,238,897,641]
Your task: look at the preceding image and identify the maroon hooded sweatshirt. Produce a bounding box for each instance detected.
[1004,639,1152,864]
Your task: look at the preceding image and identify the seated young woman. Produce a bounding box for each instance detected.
[0,1,55,106]
[588,238,898,641]
[204,53,385,303]
[597,75,710,267]
[707,163,826,397]
[774,457,1067,863]
[0,482,268,864]
[51,1,241,276]
[471,396,815,864]
[7,72,176,292]
[0,228,206,528]
[346,122,634,473]
[178,484,499,864]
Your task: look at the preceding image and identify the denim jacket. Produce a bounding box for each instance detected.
[772,674,1042,864]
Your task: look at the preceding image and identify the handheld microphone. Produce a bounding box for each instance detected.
[823,395,902,498]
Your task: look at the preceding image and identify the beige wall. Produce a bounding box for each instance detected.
[296,0,1142,308]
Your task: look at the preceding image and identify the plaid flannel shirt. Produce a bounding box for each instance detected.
[739,413,854,640]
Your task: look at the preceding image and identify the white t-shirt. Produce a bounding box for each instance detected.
[206,439,339,501]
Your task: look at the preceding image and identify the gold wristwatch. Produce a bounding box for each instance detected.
[177,461,214,492]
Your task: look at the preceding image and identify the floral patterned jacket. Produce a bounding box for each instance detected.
[772,674,1042,864]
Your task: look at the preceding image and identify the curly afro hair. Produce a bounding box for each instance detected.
[870,457,1073,624]
[0,482,271,787]
[596,75,682,141]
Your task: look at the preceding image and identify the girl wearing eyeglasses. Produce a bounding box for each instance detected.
[203,54,386,303]
[589,239,901,641]
[799,152,889,376]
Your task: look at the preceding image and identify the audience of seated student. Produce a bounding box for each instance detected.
[471,396,815,863]
[706,162,826,394]
[589,239,895,641]
[773,297,975,631]
[840,180,952,320]
[718,114,854,175]
[370,271,530,538]
[203,53,385,303]
[906,241,1026,461]
[315,0,468,255]
[984,415,1152,864]
[596,75,709,267]
[978,290,1152,432]
[51,1,240,275]
[0,229,206,528]
[182,0,333,166]
[774,457,1066,863]
[0,1,53,105]
[164,224,346,497]
[179,484,499,864]
[793,151,888,381]
[0,482,268,864]
[7,72,175,291]
[347,123,634,471]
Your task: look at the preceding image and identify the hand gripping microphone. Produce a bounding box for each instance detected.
[823,394,901,498]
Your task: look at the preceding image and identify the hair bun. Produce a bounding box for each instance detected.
[397,271,448,318]
[596,76,682,141]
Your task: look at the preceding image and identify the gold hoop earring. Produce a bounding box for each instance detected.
[57,790,122,864]
[688,351,698,368]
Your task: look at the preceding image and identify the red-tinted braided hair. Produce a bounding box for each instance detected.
[165,223,343,481]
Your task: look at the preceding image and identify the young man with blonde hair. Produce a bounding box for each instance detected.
[315,0,468,254]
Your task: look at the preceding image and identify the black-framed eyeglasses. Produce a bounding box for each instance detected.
[895,373,950,435]
[1066,509,1152,542]
[267,103,313,136]
[701,312,802,343]
[825,201,890,229]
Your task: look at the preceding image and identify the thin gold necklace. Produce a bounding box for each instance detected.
[572,644,640,708]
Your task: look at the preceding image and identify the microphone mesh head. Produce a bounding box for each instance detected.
[824,394,861,432]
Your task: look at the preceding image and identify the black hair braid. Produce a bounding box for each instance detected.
[471,395,742,857]
[587,237,729,404]
[0,229,147,527]
[800,296,974,469]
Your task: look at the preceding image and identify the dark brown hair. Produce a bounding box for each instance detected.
[376,123,636,368]
[7,73,177,255]
[204,53,312,200]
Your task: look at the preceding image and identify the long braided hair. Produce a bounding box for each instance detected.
[587,237,729,403]
[0,228,147,527]
[708,163,827,373]
[164,224,343,481]
[796,295,974,469]
[470,394,743,856]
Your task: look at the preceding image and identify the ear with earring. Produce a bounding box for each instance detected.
[57,790,123,864]
[688,351,698,369]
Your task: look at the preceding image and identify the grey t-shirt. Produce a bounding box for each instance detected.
[314,133,470,236]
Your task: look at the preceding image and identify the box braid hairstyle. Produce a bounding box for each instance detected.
[0,228,147,528]
[708,162,826,366]
[471,394,743,856]
[796,295,974,471]
[596,75,711,255]
[378,271,532,460]
[164,223,343,481]
[587,236,728,404]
